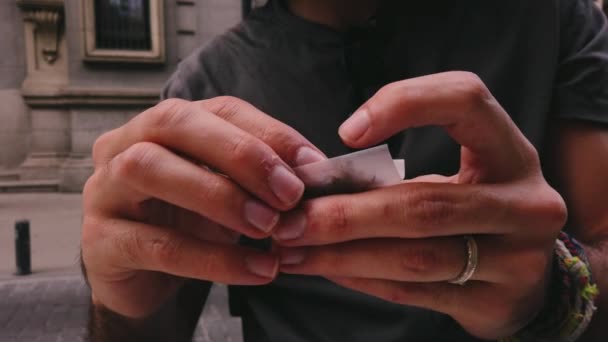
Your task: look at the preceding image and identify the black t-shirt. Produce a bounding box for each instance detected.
[163,0,608,341]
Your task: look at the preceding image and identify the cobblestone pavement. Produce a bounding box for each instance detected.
[0,276,243,342]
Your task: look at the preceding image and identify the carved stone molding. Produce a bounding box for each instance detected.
[17,0,64,65]
[23,10,62,64]
[21,87,161,108]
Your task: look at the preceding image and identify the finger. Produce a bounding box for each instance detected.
[199,97,327,166]
[178,217,241,245]
[338,72,538,181]
[274,182,517,246]
[402,174,457,184]
[138,201,240,244]
[93,99,308,210]
[279,237,499,282]
[87,217,279,285]
[97,142,281,239]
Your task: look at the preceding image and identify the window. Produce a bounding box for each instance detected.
[83,0,165,63]
[94,0,151,51]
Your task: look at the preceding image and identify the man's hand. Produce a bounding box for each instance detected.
[274,72,568,340]
[81,97,326,319]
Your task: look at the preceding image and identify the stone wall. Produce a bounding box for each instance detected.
[2,0,606,191]
[0,0,242,192]
[0,1,28,169]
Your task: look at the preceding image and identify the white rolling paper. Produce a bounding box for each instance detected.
[294,145,405,197]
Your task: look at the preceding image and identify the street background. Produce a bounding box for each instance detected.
[0,193,243,342]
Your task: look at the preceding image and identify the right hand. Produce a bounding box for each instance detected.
[81,97,325,319]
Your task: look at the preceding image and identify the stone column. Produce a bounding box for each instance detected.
[16,0,69,182]
[0,1,28,172]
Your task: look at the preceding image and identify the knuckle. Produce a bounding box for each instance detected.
[80,217,105,271]
[541,190,568,229]
[194,176,232,209]
[471,189,506,223]
[523,186,568,232]
[382,192,410,227]
[459,72,492,104]
[225,134,262,165]
[155,98,188,114]
[82,171,98,199]
[316,200,351,235]
[144,99,192,136]
[82,172,104,211]
[377,82,401,99]
[113,142,161,182]
[517,142,542,175]
[147,231,184,269]
[202,96,243,121]
[399,245,440,277]
[454,72,493,110]
[409,189,455,231]
[373,82,411,116]
[259,124,302,161]
[524,141,541,165]
[80,215,106,251]
[118,229,142,267]
[91,131,115,167]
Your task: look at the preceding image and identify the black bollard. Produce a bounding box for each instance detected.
[15,220,31,275]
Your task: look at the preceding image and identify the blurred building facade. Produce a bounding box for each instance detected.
[0,0,606,192]
[0,0,243,192]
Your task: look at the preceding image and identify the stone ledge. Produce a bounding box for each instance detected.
[16,0,63,11]
[22,88,161,108]
[0,170,20,181]
[0,179,59,193]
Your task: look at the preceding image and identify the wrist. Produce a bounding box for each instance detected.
[501,232,599,342]
[88,292,182,342]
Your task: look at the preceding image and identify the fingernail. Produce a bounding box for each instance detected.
[280,248,307,265]
[269,165,305,206]
[274,212,307,241]
[244,200,279,233]
[294,146,326,166]
[245,254,278,278]
[339,109,370,142]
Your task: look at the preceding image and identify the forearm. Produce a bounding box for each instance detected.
[552,122,608,340]
[579,241,608,341]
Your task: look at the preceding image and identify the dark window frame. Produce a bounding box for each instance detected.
[83,0,165,64]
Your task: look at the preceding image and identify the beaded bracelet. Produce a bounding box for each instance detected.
[500,232,599,342]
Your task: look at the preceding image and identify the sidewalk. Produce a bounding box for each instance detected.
[0,194,83,279]
[0,194,242,342]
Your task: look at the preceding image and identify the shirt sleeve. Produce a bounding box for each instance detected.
[161,69,194,101]
[553,0,608,124]
[160,53,204,101]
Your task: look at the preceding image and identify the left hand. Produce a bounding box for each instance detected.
[273,72,568,340]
